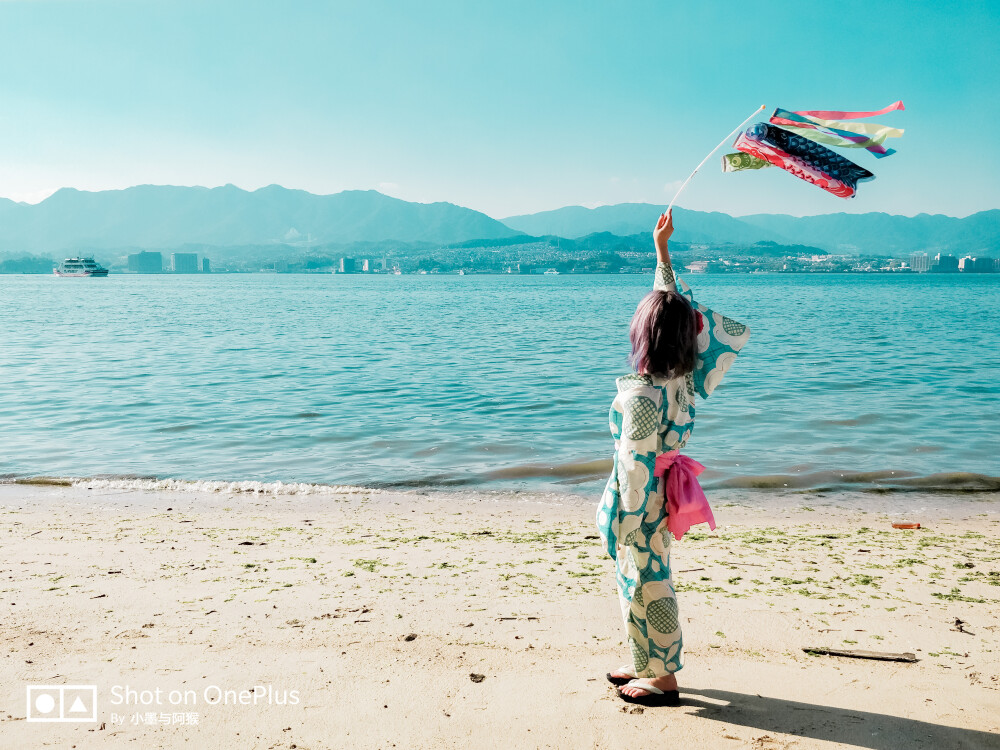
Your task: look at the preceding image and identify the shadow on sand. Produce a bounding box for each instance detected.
[682,688,999,750]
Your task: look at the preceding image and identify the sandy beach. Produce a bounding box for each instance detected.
[2,481,998,749]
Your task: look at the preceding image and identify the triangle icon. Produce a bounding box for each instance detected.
[69,696,88,713]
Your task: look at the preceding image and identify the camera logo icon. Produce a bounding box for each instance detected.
[26,685,97,722]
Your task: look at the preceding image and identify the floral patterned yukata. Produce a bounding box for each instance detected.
[596,260,751,678]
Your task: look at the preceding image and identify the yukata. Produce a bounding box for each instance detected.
[596,260,751,678]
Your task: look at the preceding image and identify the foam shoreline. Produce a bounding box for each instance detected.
[7,462,999,495]
[4,470,999,520]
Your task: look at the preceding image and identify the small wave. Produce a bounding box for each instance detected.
[711,470,1000,493]
[7,475,379,496]
[13,476,74,487]
[809,413,882,428]
[156,424,200,433]
[4,467,998,498]
[894,472,1000,492]
[376,474,476,489]
[484,459,612,481]
[481,461,1000,494]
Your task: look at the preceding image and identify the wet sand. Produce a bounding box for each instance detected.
[2,482,999,749]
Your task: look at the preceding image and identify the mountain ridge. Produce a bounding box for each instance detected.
[502,203,1000,255]
[0,184,522,251]
[0,185,996,256]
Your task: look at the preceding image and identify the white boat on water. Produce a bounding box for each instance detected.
[543,268,559,275]
[54,257,109,277]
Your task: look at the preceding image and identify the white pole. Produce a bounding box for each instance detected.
[666,104,766,213]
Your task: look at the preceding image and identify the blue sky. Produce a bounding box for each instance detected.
[1,0,997,218]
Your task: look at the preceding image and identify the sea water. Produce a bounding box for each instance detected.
[1,272,997,496]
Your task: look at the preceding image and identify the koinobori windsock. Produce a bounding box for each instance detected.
[722,101,903,198]
[721,152,773,172]
[732,128,858,198]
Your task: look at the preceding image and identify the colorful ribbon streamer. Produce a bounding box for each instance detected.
[771,109,904,139]
[793,101,905,120]
[721,152,773,172]
[777,125,893,157]
[769,108,897,158]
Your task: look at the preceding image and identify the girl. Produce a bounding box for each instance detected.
[596,209,751,707]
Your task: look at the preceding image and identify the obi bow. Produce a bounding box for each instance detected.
[655,450,716,541]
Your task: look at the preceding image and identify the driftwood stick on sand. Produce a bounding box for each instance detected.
[803,647,918,663]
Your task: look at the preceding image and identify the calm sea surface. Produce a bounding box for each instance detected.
[1,273,997,497]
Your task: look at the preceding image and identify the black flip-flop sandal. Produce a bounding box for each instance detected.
[606,664,637,686]
[616,679,681,707]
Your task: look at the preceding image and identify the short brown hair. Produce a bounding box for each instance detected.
[628,290,697,378]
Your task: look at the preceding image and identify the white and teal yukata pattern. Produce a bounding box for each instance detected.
[597,261,751,678]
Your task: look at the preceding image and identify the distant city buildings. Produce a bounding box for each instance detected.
[909,251,930,272]
[909,251,996,274]
[123,250,214,273]
[172,253,199,273]
[932,253,960,273]
[969,256,997,273]
[102,247,992,276]
[0,256,54,273]
[127,251,163,273]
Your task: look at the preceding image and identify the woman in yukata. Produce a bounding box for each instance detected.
[596,209,751,707]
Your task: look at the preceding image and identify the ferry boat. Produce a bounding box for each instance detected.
[543,268,559,275]
[53,257,109,277]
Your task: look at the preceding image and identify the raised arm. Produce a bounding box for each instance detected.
[653,209,677,292]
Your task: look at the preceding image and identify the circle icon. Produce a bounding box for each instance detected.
[34,693,56,714]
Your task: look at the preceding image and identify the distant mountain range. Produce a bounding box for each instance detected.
[0,184,520,252]
[502,205,771,244]
[0,185,996,257]
[503,204,1000,256]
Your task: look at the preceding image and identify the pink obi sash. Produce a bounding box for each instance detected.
[654,450,716,541]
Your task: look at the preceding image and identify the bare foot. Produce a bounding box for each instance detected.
[618,673,678,698]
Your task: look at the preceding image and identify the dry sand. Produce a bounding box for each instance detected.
[1,481,999,749]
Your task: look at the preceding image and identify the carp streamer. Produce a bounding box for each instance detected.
[722,101,904,199]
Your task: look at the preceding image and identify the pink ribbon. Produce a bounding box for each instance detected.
[654,450,716,541]
[793,101,905,120]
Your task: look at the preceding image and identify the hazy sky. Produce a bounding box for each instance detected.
[1,0,997,218]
